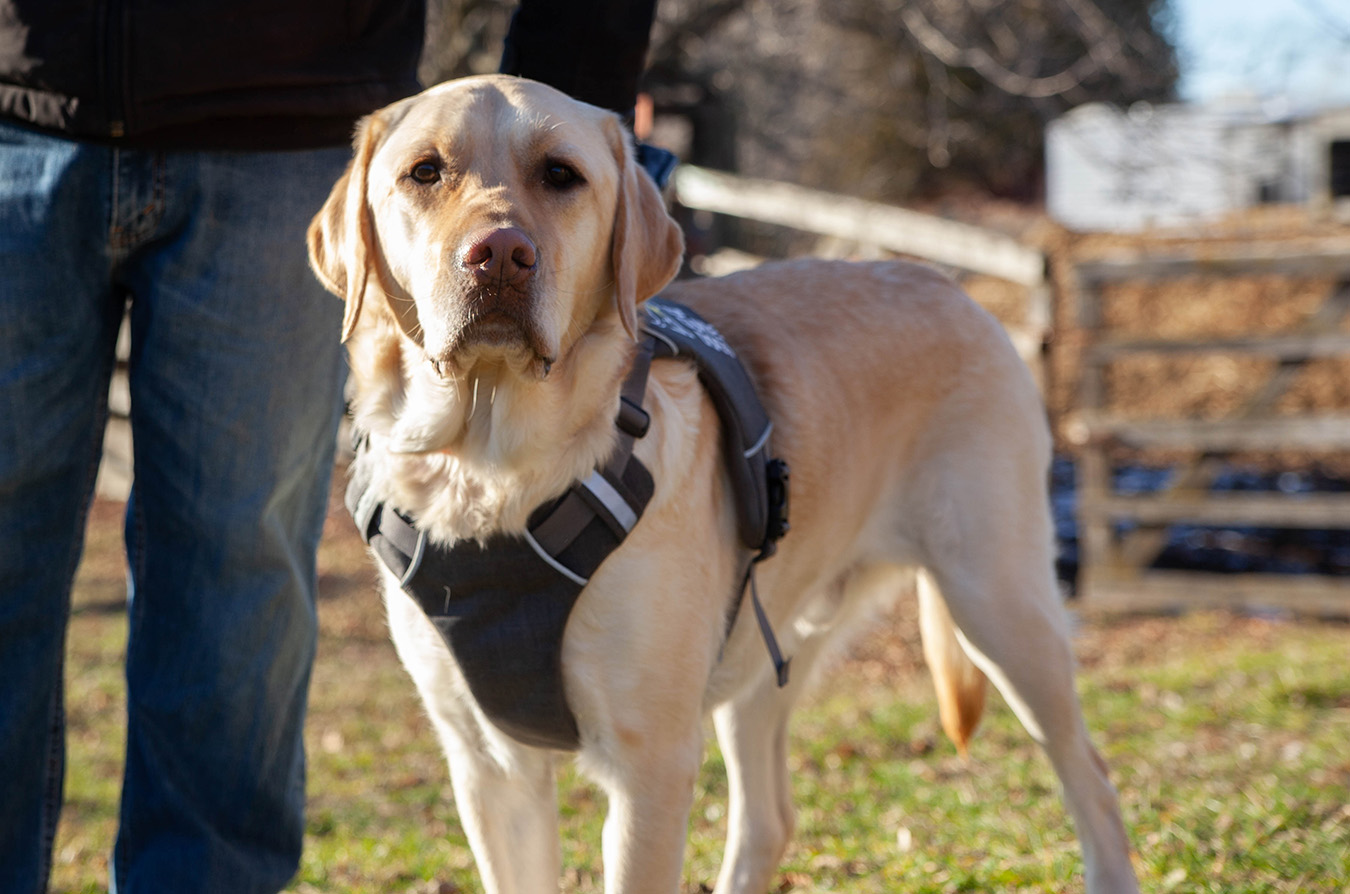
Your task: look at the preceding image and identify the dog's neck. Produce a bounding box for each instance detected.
[351,319,635,543]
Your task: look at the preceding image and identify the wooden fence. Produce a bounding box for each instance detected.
[1066,243,1350,615]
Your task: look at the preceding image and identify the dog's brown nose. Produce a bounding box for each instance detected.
[463,227,537,286]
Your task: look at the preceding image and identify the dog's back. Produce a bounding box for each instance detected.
[660,258,1048,572]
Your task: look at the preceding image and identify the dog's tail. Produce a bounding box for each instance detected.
[917,570,987,757]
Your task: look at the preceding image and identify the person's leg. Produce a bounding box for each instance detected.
[109,144,350,894]
[0,123,123,893]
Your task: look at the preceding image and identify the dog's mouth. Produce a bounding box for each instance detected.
[463,308,535,345]
[429,306,556,380]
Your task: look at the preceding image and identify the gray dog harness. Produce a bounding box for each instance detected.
[346,298,789,750]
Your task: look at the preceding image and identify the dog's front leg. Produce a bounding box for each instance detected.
[591,726,704,894]
[384,585,563,893]
[438,729,562,894]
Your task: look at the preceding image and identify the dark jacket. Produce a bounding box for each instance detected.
[0,0,425,149]
[499,0,657,120]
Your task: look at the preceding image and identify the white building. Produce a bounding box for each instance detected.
[1046,101,1350,232]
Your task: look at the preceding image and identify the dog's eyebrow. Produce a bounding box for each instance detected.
[541,142,584,162]
[400,138,446,160]
[518,115,580,152]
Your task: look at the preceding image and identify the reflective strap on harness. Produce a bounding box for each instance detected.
[579,470,639,534]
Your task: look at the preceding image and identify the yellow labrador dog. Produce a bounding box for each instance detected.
[308,75,1137,893]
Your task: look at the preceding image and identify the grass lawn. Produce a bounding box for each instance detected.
[51,490,1350,893]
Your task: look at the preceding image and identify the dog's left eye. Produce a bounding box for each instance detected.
[410,161,441,184]
[543,162,581,189]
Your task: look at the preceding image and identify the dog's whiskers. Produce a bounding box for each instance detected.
[467,374,481,422]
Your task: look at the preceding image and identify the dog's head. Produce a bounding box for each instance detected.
[308,75,685,381]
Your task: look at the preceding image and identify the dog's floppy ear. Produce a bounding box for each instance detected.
[608,120,685,341]
[308,113,388,342]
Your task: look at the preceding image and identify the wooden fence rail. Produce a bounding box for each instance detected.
[671,166,1050,366]
[672,166,1047,286]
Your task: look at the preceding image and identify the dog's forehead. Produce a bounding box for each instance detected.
[394,77,615,163]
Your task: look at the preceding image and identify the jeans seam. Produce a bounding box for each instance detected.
[114,416,146,892]
[35,654,64,894]
[153,152,166,223]
[109,146,122,255]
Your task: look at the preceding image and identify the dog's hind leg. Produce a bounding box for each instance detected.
[916,466,1139,894]
[709,565,894,894]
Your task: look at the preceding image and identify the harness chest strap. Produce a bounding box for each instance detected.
[347,299,790,751]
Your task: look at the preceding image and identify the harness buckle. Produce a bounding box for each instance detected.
[617,396,651,438]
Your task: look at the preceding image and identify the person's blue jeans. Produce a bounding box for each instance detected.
[0,120,350,893]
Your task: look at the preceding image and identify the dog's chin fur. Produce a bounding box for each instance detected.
[351,310,634,543]
[429,304,558,377]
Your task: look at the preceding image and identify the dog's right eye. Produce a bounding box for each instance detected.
[410,162,441,184]
[544,161,581,189]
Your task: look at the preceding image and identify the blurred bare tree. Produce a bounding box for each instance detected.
[420,0,1178,202]
[648,0,1177,202]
